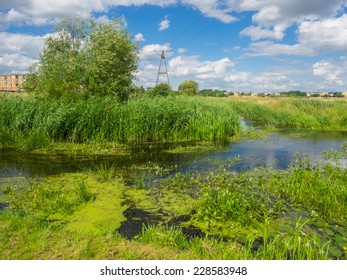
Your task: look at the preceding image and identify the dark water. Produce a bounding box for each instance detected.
[0,129,346,181]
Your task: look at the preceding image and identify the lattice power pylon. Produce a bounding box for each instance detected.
[154,49,172,86]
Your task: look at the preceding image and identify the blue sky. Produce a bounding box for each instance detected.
[1,0,347,92]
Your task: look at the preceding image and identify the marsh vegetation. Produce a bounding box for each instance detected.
[1,96,347,260]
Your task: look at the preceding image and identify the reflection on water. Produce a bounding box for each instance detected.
[0,129,346,181]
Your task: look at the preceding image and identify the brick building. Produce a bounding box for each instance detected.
[0,74,26,91]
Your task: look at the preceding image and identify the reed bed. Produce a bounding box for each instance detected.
[227,98,347,129]
[0,95,240,148]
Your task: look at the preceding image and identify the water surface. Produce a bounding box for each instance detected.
[0,129,346,181]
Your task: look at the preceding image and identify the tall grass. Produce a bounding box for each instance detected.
[227,98,347,129]
[0,95,240,148]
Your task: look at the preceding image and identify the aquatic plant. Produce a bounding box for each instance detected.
[1,176,94,217]
[85,162,118,182]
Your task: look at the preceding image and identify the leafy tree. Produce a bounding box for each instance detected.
[85,20,138,100]
[35,17,138,100]
[147,83,172,96]
[178,80,199,95]
[37,17,92,98]
[23,63,39,92]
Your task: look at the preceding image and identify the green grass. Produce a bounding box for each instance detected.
[0,95,240,149]
[227,98,347,130]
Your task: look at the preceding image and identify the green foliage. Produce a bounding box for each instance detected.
[34,16,138,100]
[178,80,199,95]
[1,177,94,217]
[228,98,347,130]
[147,83,172,96]
[85,20,138,101]
[20,130,51,150]
[0,95,240,147]
[248,218,330,260]
[200,89,226,97]
[136,224,189,249]
[85,162,118,182]
[280,91,307,97]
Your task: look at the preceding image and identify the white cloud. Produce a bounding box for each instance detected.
[240,25,285,41]
[177,48,186,54]
[225,72,250,82]
[246,41,314,57]
[180,0,238,23]
[0,32,44,73]
[0,0,240,29]
[168,56,234,79]
[298,15,347,53]
[239,0,345,47]
[159,17,170,31]
[134,33,145,42]
[245,14,347,57]
[138,43,172,62]
[313,60,345,85]
[242,0,343,26]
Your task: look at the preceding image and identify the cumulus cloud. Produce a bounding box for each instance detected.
[298,15,347,53]
[242,0,343,26]
[169,56,234,79]
[239,0,346,49]
[159,16,170,31]
[134,33,145,42]
[240,25,285,41]
[313,60,345,85]
[138,43,172,62]
[0,0,240,30]
[245,41,314,57]
[0,32,44,73]
[245,14,347,57]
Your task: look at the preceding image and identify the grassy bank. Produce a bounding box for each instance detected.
[0,95,240,150]
[224,97,347,130]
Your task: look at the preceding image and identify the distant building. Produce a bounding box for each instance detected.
[0,74,26,91]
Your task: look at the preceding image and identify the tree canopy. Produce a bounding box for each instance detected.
[35,17,138,101]
[147,83,172,97]
[178,80,199,95]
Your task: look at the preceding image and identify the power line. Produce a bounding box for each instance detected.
[170,4,217,45]
[170,0,248,47]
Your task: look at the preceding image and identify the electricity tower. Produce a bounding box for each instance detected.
[154,49,172,86]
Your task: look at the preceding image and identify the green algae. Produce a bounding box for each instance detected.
[1,173,129,234]
[64,176,128,233]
